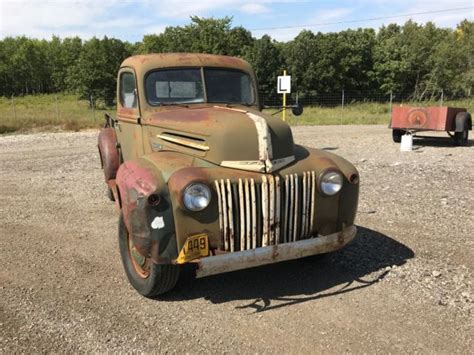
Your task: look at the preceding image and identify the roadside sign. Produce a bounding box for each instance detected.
[277,75,291,93]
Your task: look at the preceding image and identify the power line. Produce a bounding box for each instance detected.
[250,6,474,31]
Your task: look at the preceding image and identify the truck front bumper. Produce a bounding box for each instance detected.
[195,225,357,278]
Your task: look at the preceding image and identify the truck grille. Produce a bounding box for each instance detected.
[214,172,316,252]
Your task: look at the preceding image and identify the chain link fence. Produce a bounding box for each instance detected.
[0,94,109,133]
[259,90,472,125]
[259,89,461,108]
[1,90,472,133]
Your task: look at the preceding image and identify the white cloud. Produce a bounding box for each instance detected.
[0,0,285,38]
[240,3,271,14]
[0,0,128,38]
[146,0,295,19]
[252,27,302,41]
[1,0,471,40]
[311,7,353,22]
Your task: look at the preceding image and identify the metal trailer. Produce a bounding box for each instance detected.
[390,106,472,146]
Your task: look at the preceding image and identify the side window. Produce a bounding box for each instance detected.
[120,72,137,108]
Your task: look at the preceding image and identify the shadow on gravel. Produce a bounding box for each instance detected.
[160,226,414,313]
[412,136,473,147]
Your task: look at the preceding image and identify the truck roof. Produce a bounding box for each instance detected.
[121,53,253,76]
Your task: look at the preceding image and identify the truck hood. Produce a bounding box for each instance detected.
[146,105,295,173]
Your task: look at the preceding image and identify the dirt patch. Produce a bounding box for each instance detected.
[0,126,472,353]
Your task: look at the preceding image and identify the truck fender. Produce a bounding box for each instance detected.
[98,127,120,182]
[115,159,178,264]
[455,112,472,132]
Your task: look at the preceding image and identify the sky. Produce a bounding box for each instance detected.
[0,0,473,42]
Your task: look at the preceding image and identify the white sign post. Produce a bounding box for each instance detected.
[277,75,291,94]
[277,71,291,121]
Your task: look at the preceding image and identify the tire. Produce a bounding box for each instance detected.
[392,129,403,143]
[118,214,179,297]
[454,128,469,146]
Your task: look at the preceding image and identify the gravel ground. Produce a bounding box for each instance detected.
[0,125,472,353]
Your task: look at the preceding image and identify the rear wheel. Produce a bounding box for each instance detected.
[454,128,469,146]
[118,214,179,297]
[392,129,403,143]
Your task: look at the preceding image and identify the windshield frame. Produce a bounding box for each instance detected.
[144,66,257,107]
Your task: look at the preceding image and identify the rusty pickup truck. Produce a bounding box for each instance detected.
[98,53,360,297]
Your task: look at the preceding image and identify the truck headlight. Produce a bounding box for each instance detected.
[183,183,211,211]
[320,171,343,196]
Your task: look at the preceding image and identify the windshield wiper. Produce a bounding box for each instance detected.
[159,102,190,108]
[217,102,254,108]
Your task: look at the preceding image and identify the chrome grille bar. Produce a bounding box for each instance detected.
[225,179,235,252]
[215,180,224,250]
[261,175,269,247]
[216,171,317,252]
[275,176,281,244]
[288,174,295,243]
[244,179,251,250]
[268,175,275,245]
[238,179,245,251]
[250,178,257,249]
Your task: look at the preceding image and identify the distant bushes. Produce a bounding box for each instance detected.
[0,17,472,103]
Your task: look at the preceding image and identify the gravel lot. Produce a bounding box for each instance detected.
[1,125,472,353]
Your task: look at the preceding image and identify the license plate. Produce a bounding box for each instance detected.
[176,234,209,264]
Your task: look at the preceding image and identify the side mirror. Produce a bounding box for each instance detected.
[292,103,303,116]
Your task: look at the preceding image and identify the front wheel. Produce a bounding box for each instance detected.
[453,129,469,146]
[118,214,179,297]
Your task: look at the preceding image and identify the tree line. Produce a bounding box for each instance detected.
[0,17,472,103]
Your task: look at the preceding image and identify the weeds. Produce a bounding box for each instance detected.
[1,93,473,133]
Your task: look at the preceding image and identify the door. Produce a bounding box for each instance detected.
[116,68,144,161]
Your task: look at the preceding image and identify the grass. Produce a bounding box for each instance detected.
[0,93,110,134]
[266,102,392,125]
[1,93,473,134]
[270,98,474,126]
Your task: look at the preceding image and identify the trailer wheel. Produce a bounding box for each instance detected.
[118,214,179,297]
[453,112,471,146]
[454,129,469,146]
[392,129,403,143]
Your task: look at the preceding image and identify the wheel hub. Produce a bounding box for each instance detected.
[127,234,151,278]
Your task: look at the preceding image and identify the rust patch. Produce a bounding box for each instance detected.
[118,107,135,116]
[145,152,194,171]
[149,109,212,123]
[116,161,158,234]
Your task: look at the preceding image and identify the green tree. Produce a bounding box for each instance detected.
[244,35,284,96]
[67,37,130,105]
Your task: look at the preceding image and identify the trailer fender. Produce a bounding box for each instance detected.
[98,127,120,182]
[455,112,472,132]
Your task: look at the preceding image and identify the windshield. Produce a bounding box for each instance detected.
[204,68,255,104]
[146,68,205,105]
[145,67,255,106]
